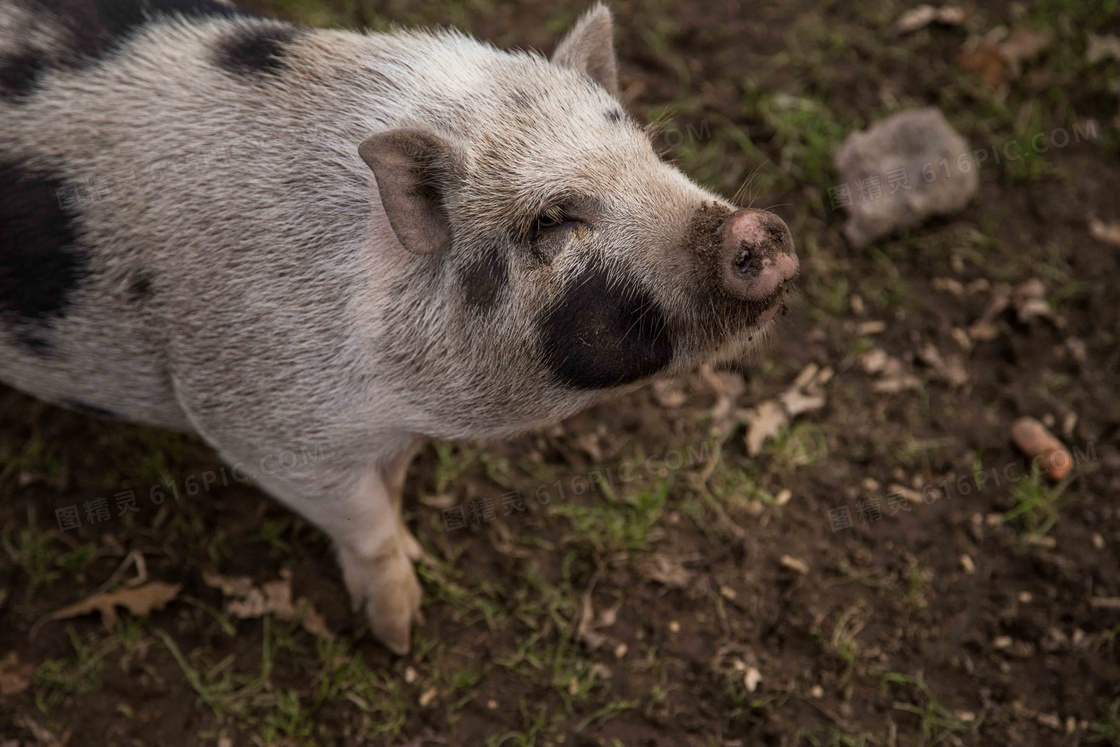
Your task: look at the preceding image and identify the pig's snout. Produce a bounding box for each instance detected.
[719,209,798,303]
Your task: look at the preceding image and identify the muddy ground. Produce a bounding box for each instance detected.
[3,0,1120,745]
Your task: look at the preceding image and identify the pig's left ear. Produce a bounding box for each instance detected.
[358,128,462,255]
[552,4,620,98]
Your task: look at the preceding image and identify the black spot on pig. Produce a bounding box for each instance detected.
[217,25,301,77]
[0,51,48,102]
[605,109,623,124]
[0,161,90,355]
[63,399,117,418]
[540,264,672,388]
[40,0,254,67]
[461,247,508,312]
[127,271,154,304]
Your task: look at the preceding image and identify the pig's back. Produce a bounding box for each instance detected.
[0,0,411,430]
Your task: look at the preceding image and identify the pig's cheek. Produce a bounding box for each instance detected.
[538,264,673,389]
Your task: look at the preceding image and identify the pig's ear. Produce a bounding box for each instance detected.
[358,128,462,255]
[552,4,620,98]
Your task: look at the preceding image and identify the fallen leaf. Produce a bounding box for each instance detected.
[0,652,34,696]
[959,26,1052,89]
[896,4,966,34]
[872,373,922,394]
[1012,279,1053,323]
[859,348,891,375]
[1087,33,1120,64]
[1089,216,1120,246]
[639,554,695,589]
[918,343,969,387]
[999,27,1053,69]
[50,581,180,628]
[745,400,789,456]
[651,378,689,408]
[204,569,333,640]
[779,388,827,417]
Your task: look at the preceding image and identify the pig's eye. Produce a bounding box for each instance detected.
[533,206,575,232]
[528,206,582,261]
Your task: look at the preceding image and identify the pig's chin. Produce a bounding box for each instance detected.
[703,304,782,367]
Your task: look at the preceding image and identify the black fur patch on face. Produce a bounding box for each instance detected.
[540,263,673,389]
[40,0,254,66]
[0,161,90,353]
[64,399,117,418]
[606,109,624,124]
[216,25,300,77]
[461,246,508,313]
[0,51,48,102]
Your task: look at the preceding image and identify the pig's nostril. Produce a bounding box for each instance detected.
[734,247,752,274]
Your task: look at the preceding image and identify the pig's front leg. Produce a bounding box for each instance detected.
[247,462,424,655]
[382,440,427,563]
[311,466,424,655]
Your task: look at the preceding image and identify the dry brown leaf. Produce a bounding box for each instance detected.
[0,652,34,696]
[999,27,1053,68]
[896,4,966,33]
[779,388,827,417]
[651,378,689,408]
[859,348,891,375]
[745,400,789,456]
[918,343,969,387]
[1089,217,1120,246]
[50,582,180,628]
[1087,34,1120,64]
[205,569,332,640]
[959,26,1052,89]
[1012,279,1053,323]
[639,554,695,589]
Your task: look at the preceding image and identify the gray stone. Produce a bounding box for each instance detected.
[834,107,978,247]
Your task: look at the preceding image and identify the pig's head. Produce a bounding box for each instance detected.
[360,5,798,437]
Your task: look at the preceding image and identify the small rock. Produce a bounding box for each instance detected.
[959,554,976,574]
[810,684,824,699]
[780,555,810,574]
[834,108,978,247]
[419,687,438,707]
[993,636,1013,650]
[856,320,887,335]
[614,642,628,659]
[669,620,681,633]
[933,277,966,296]
[744,667,762,693]
[404,666,417,684]
[774,488,793,506]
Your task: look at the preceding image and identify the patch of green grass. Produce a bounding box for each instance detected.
[756,93,845,190]
[2,508,98,590]
[548,480,669,554]
[1002,473,1070,536]
[882,672,978,745]
[769,423,829,471]
[33,628,121,710]
[1090,698,1120,745]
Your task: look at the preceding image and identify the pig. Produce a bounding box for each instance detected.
[0,0,798,653]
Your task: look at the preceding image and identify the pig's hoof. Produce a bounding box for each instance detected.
[338,542,423,655]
